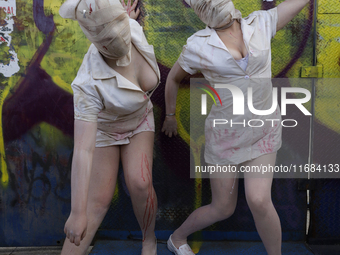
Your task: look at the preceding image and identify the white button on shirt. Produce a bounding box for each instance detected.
[178,7,282,165]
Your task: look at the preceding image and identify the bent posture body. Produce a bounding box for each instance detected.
[162,0,310,255]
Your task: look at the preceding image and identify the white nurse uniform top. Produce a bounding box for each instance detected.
[71,18,161,147]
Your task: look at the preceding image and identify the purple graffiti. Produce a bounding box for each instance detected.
[33,0,55,35]
[2,27,74,143]
[275,0,314,78]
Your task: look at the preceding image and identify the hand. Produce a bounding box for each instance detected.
[161,116,178,137]
[121,0,140,20]
[64,212,88,246]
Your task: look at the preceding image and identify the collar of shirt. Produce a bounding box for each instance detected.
[90,18,160,93]
[194,14,257,52]
[89,45,142,92]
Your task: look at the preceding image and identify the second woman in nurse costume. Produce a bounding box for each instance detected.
[162,0,310,254]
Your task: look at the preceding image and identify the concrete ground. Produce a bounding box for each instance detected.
[0,246,93,255]
[89,240,315,254]
[2,242,332,255]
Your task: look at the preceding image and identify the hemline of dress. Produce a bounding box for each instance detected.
[204,149,279,166]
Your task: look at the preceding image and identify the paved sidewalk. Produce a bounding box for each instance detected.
[0,246,93,255]
[90,240,314,254]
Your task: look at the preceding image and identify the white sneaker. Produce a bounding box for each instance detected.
[167,234,195,255]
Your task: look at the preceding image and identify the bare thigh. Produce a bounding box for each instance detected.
[87,145,121,214]
[120,131,155,191]
[243,153,277,205]
[210,164,240,211]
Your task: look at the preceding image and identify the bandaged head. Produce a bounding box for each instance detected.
[59,0,131,66]
[185,0,242,30]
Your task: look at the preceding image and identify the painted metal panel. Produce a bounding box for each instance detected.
[0,0,319,246]
[308,0,340,244]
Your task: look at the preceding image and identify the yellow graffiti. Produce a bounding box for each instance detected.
[0,83,11,187]
[319,0,340,14]
[112,181,120,206]
[315,11,340,133]
[317,14,340,78]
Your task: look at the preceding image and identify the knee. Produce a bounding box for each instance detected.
[211,201,236,221]
[128,176,153,196]
[246,195,272,216]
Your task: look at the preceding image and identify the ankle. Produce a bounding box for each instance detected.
[142,236,157,254]
[171,232,187,248]
[142,235,157,245]
[172,230,186,240]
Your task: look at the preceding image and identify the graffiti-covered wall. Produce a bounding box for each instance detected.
[0,0,339,247]
[309,0,340,243]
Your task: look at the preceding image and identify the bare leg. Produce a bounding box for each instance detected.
[61,146,120,255]
[171,167,239,248]
[121,131,158,255]
[243,152,282,255]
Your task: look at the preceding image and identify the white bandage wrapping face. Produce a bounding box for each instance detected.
[59,0,131,66]
[185,0,242,30]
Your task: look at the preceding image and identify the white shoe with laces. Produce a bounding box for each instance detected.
[167,234,195,255]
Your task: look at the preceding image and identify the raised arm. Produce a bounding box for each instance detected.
[276,0,310,31]
[64,119,97,246]
[162,61,189,137]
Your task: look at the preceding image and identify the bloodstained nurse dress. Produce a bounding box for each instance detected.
[177,7,282,165]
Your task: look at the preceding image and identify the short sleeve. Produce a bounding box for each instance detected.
[72,84,104,122]
[129,18,150,46]
[251,7,278,40]
[177,38,199,75]
[262,7,278,39]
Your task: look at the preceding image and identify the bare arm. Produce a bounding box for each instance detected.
[71,119,97,213]
[64,119,97,246]
[276,0,310,31]
[165,61,188,115]
[162,61,189,137]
